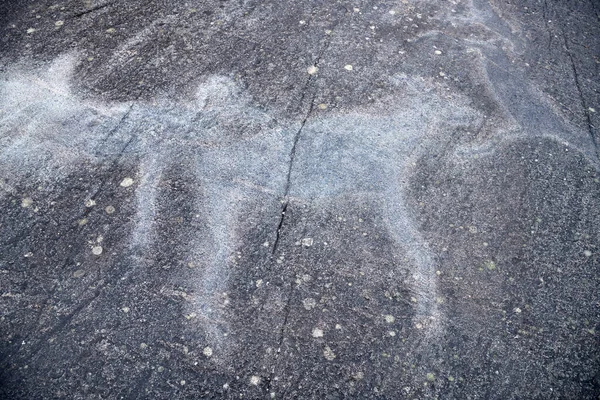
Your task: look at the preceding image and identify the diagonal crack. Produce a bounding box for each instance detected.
[265,24,340,395]
[95,103,134,155]
[69,1,114,19]
[561,30,599,159]
[270,25,337,256]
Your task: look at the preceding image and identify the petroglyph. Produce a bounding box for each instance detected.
[1,0,597,372]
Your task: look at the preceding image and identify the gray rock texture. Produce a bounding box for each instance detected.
[0,0,598,399]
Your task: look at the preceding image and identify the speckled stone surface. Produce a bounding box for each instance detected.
[0,1,598,399]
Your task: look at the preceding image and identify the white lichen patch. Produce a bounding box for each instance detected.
[203,346,213,357]
[323,345,336,360]
[312,328,324,338]
[73,269,85,278]
[307,65,318,75]
[185,312,197,320]
[303,298,317,310]
[91,246,103,255]
[21,197,33,208]
[249,375,261,386]
[384,314,395,323]
[105,205,115,214]
[85,199,96,207]
[120,177,134,187]
[301,237,313,247]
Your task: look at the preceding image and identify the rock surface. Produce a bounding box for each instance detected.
[0,0,598,399]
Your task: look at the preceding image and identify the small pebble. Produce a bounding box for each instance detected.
[26,28,36,34]
[85,199,96,207]
[105,205,116,214]
[434,50,442,55]
[312,328,324,338]
[584,250,592,257]
[344,64,353,71]
[55,20,64,27]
